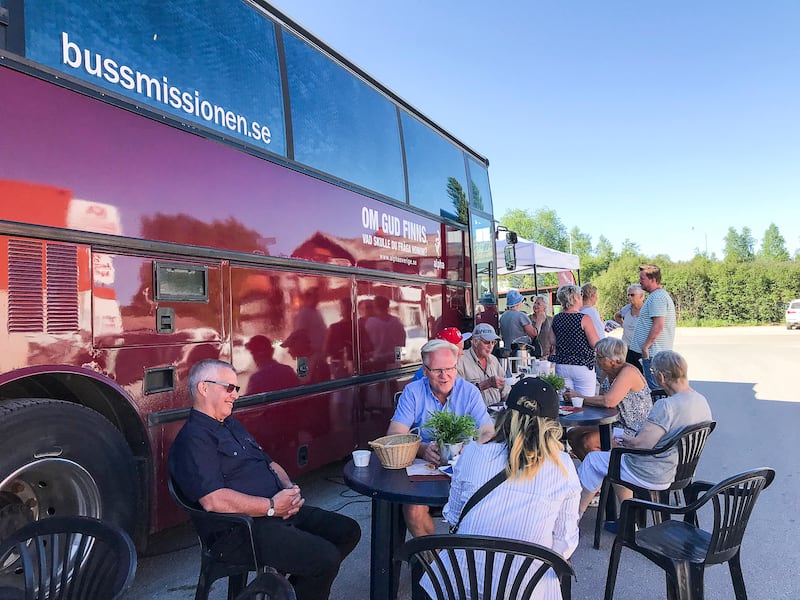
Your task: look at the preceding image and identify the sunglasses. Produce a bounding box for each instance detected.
[204,380,241,393]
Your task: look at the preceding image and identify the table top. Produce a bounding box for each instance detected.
[343,457,450,506]
[558,405,619,427]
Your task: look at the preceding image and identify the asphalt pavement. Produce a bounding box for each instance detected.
[129,326,800,599]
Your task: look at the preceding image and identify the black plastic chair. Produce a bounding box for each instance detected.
[0,516,136,600]
[168,473,266,600]
[604,467,775,600]
[396,534,574,600]
[594,421,716,549]
[650,389,669,402]
[233,571,296,600]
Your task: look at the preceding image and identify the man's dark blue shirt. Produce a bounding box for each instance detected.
[170,408,283,503]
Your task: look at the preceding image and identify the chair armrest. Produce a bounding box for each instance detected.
[617,497,686,542]
[684,480,714,505]
[608,445,662,477]
[190,510,259,567]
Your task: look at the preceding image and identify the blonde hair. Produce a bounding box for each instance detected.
[556,285,582,309]
[581,283,598,301]
[595,337,627,363]
[491,410,567,481]
[651,350,688,383]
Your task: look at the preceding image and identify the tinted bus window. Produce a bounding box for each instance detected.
[1,3,7,50]
[471,212,494,298]
[468,156,493,213]
[23,0,286,155]
[401,111,469,224]
[284,32,405,201]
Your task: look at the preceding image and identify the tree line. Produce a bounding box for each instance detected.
[500,208,800,325]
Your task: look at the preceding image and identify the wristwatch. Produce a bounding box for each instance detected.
[267,497,275,517]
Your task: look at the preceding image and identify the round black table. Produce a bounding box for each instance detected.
[559,405,619,451]
[343,457,449,600]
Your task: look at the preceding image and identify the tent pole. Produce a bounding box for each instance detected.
[534,266,539,295]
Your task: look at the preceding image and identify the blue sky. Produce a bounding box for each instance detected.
[272,1,800,262]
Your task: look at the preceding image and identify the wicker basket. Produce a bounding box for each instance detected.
[368,431,421,469]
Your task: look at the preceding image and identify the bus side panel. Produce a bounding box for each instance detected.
[355,280,428,374]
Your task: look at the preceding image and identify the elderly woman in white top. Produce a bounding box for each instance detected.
[424,378,580,599]
[614,284,645,348]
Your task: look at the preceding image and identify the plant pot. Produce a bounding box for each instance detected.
[440,441,464,465]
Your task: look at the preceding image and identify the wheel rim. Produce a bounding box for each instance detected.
[0,457,102,531]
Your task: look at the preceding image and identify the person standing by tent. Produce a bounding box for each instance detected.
[499,289,538,353]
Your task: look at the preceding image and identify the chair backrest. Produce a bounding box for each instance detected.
[0,516,136,600]
[396,534,574,600]
[702,467,775,565]
[167,470,258,569]
[668,421,716,491]
[650,388,668,402]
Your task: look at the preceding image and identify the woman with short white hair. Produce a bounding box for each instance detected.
[614,284,645,348]
[564,337,652,459]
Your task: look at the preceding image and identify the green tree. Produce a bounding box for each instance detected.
[569,226,593,257]
[758,223,790,261]
[447,177,468,224]
[723,227,755,263]
[470,181,484,211]
[499,207,569,251]
[620,239,640,257]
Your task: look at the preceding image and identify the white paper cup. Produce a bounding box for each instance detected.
[571,397,584,408]
[352,450,371,467]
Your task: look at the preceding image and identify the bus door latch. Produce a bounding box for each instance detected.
[156,307,175,334]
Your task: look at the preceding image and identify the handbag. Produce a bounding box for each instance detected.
[449,470,507,534]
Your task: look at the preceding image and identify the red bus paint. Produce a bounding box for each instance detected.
[0,2,496,547]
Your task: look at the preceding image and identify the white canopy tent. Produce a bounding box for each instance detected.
[495,236,580,276]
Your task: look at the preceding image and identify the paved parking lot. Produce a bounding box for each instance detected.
[130,326,800,599]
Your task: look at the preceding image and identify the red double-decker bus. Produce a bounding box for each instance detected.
[0,1,498,546]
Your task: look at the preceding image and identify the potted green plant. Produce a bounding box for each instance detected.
[422,411,477,464]
[539,373,566,393]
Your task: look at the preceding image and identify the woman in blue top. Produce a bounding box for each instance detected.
[548,285,600,397]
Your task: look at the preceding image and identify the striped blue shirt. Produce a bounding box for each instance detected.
[630,287,676,354]
[422,441,580,599]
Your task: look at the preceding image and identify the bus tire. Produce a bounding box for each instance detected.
[0,398,138,539]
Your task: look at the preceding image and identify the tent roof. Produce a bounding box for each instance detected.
[495,236,580,276]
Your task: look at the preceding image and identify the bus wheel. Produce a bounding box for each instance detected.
[0,398,138,537]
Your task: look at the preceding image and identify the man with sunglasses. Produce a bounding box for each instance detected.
[457,323,509,407]
[169,359,360,600]
[387,339,494,537]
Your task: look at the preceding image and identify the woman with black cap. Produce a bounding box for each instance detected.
[422,378,580,599]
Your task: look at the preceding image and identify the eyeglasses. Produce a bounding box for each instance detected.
[477,338,497,345]
[423,365,458,376]
[204,380,241,393]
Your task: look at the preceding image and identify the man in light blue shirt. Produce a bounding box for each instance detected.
[388,339,494,536]
[629,264,676,390]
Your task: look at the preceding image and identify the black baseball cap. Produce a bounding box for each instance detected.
[506,377,559,419]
